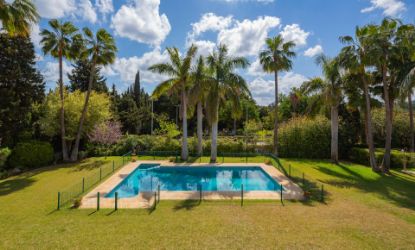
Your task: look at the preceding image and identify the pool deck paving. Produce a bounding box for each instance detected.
[80,161,304,209]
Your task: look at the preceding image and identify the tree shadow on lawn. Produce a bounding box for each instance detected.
[314,163,415,210]
[0,175,36,196]
[173,199,201,211]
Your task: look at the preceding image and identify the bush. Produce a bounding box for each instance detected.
[278,116,331,158]
[0,147,12,169]
[9,141,54,169]
[349,147,415,169]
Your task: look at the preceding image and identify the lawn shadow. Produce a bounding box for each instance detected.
[0,175,36,196]
[173,199,201,211]
[71,160,108,172]
[314,163,415,210]
[289,174,329,206]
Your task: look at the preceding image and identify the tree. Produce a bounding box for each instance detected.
[259,35,296,155]
[40,19,82,161]
[89,120,122,157]
[302,55,343,163]
[339,26,379,171]
[0,34,44,146]
[0,0,38,37]
[70,28,117,161]
[68,59,108,93]
[206,44,250,162]
[189,56,209,155]
[149,45,197,161]
[39,89,111,149]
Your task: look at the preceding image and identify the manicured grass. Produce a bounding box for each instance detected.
[0,157,414,249]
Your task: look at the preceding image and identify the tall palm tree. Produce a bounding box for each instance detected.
[302,55,343,163]
[339,26,379,171]
[41,20,82,161]
[70,28,117,161]
[149,45,198,161]
[365,18,399,172]
[259,35,296,156]
[206,44,250,162]
[0,0,38,37]
[189,56,209,155]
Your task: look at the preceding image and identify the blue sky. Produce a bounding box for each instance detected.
[30,0,415,105]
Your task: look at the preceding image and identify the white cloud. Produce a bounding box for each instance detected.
[33,0,76,19]
[79,0,97,23]
[220,0,274,2]
[249,73,308,105]
[111,0,171,46]
[42,61,74,88]
[102,49,170,87]
[304,45,323,57]
[191,40,217,57]
[217,16,281,56]
[361,0,406,16]
[188,13,233,41]
[247,57,266,77]
[280,24,310,47]
[30,23,42,49]
[95,0,113,15]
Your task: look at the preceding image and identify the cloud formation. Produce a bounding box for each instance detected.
[361,0,406,17]
[304,45,323,57]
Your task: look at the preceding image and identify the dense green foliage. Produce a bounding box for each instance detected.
[68,59,108,93]
[0,34,45,146]
[8,141,53,169]
[349,147,415,169]
[0,147,11,169]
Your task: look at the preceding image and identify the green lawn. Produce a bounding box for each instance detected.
[1,157,414,249]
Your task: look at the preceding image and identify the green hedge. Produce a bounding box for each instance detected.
[0,147,11,169]
[349,147,415,169]
[9,141,54,169]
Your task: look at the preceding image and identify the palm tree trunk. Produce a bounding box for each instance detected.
[197,101,203,155]
[408,93,414,152]
[70,60,96,161]
[210,121,218,163]
[362,77,378,171]
[181,88,188,161]
[331,105,339,163]
[273,70,279,156]
[382,66,392,173]
[58,52,69,161]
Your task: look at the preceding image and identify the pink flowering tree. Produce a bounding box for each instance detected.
[89,121,122,157]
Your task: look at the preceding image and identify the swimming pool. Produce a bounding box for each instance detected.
[106,164,282,198]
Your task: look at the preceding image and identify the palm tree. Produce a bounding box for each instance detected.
[189,56,209,155]
[339,26,379,171]
[365,18,399,172]
[206,44,250,162]
[0,0,38,37]
[41,20,82,161]
[149,45,198,161]
[259,35,296,156]
[302,55,343,163]
[70,28,117,161]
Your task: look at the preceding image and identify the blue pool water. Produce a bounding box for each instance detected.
[106,164,281,198]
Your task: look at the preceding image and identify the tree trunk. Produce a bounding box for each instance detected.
[197,101,203,155]
[70,61,96,161]
[331,105,339,163]
[210,121,218,163]
[181,88,188,161]
[362,76,378,171]
[382,66,392,173]
[273,70,279,156]
[408,93,414,152]
[58,51,69,161]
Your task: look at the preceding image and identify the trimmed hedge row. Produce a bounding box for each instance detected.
[349,147,415,169]
[8,141,54,169]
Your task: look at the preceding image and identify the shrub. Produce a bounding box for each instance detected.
[9,141,54,169]
[349,147,415,169]
[0,147,12,169]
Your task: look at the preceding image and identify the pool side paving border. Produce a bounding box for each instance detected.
[80,161,304,209]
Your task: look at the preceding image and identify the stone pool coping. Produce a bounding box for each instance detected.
[80,161,304,209]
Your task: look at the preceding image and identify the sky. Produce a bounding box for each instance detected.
[29,0,415,106]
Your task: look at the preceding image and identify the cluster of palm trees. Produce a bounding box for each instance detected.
[1,0,118,162]
[301,18,415,173]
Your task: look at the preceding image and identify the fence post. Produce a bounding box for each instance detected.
[57,192,61,210]
[82,178,85,193]
[241,184,244,207]
[157,184,160,203]
[115,192,118,210]
[97,192,100,211]
[112,161,115,172]
[321,185,324,202]
[153,192,157,209]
